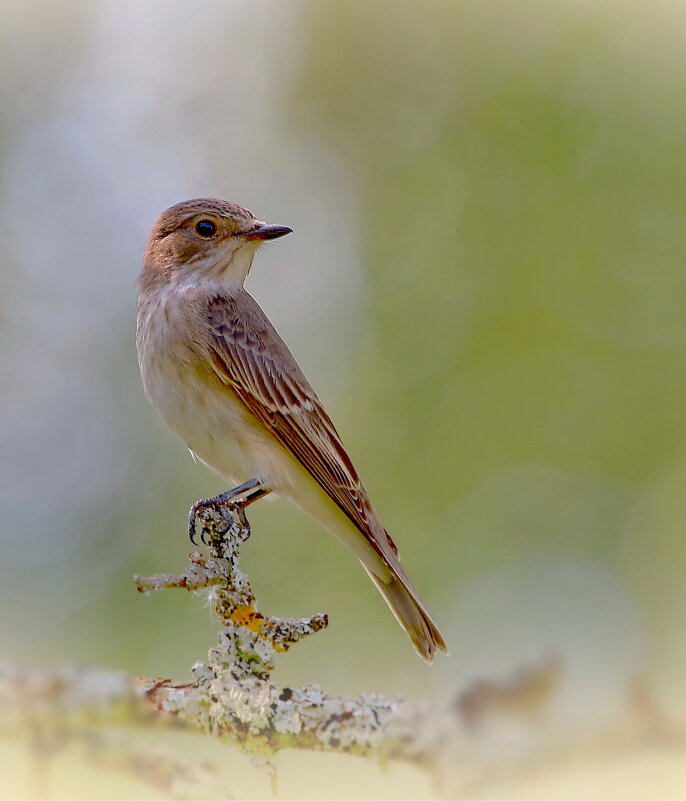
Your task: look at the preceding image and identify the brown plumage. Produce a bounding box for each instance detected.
[136,198,448,662]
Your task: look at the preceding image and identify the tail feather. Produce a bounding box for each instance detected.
[362,565,449,663]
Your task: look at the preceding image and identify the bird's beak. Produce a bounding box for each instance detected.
[242,222,293,241]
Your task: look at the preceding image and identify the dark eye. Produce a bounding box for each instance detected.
[195,219,217,238]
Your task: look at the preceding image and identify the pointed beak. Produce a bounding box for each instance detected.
[242,222,293,241]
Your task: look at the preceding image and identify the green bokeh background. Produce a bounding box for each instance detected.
[1,0,686,775]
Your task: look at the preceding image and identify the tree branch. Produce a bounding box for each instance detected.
[134,502,404,773]
[6,500,678,799]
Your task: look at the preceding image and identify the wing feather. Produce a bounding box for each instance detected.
[205,293,397,564]
[201,292,449,661]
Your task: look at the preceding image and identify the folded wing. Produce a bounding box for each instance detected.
[202,292,447,661]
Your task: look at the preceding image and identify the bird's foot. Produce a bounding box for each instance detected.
[188,497,250,547]
[188,480,268,547]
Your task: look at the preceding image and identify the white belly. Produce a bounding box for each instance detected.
[143,350,292,488]
[136,286,388,577]
[137,288,286,487]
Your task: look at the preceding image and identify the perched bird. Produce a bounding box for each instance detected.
[136,198,448,662]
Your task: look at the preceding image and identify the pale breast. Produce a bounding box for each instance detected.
[136,284,286,486]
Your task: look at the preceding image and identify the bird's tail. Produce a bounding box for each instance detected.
[362,564,449,663]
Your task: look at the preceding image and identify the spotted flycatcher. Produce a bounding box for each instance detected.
[136,199,447,662]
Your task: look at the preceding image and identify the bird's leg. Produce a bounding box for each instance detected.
[188,479,271,545]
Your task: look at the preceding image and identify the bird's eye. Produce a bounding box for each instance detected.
[195,219,217,238]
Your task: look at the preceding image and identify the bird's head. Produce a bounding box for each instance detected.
[140,198,292,291]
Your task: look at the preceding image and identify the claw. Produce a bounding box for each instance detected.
[186,482,267,549]
[188,514,199,546]
[188,499,209,545]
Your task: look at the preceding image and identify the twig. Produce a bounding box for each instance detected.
[134,502,401,783]
[0,661,226,800]
[6,500,683,798]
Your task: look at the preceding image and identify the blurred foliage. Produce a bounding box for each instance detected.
[289,0,686,682]
[3,0,686,797]
[1,0,686,725]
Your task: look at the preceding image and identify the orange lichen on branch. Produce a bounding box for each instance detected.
[229,604,265,631]
[133,500,394,779]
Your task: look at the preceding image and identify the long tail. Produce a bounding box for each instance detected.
[362,564,449,663]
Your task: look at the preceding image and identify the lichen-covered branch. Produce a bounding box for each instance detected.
[6,500,685,799]
[134,502,401,774]
[0,661,227,800]
[135,503,329,679]
[130,501,571,793]
[2,653,683,800]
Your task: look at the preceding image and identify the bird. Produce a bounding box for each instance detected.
[136,198,448,662]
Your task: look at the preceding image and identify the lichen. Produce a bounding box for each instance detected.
[134,501,399,771]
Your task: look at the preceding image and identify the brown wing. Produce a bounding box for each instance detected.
[204,293,398,565]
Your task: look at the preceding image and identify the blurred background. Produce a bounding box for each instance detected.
[2,0,686,797]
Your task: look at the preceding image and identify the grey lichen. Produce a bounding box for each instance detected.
[4,653,681,800]
[134,501,400,766]
[3,501,676,798]
[130,502,572,796]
